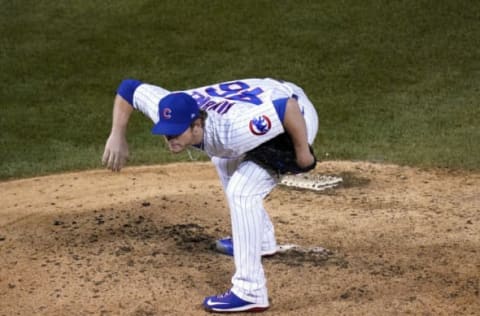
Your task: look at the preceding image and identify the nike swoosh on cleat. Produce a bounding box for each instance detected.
[206,299,230,306]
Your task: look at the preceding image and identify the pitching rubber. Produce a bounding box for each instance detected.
[279,174,343,191]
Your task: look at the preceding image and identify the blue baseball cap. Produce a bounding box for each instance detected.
[151,92,199,136]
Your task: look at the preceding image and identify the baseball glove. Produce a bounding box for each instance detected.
[244,133,317,175]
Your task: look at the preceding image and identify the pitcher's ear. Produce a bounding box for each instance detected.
[191,118,203,133]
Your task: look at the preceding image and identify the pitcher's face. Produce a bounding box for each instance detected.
[164,128,194,153]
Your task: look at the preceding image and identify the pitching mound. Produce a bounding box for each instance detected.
[0,161,478,315]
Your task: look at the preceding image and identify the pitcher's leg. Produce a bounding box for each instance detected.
[261,208,276,254]
[225,161,277,304]
[213,157,277,255]
[211,156,241,190]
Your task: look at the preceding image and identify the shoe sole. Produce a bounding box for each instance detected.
[204,305,269,313]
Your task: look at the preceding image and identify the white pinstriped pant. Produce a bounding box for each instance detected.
[211,83,319,304]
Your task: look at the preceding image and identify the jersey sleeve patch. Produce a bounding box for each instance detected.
[249,115,272,135]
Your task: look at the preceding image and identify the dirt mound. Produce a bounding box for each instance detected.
[0,161,478,315]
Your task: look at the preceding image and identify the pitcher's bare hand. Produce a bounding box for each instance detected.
[102,132,129,172]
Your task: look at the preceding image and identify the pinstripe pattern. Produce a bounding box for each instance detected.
[132,84,170,123]
[212,157,277,258]
[225,160,277,304]
[202,103,284,158]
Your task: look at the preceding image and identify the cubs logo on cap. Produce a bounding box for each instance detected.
[249,115,272,135]
[162,108,172,119]
[152,92,199,136]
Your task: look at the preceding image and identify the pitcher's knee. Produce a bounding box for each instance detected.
[225,184,245,204]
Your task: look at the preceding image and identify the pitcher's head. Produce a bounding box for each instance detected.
[151,92,199,137]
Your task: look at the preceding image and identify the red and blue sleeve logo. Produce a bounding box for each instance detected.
[249,115,272,135]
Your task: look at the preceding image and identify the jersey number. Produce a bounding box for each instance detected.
[205,81,264,105]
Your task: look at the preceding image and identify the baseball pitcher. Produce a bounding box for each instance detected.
[102,78,319,313]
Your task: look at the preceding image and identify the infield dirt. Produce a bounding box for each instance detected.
[0,161,478,315]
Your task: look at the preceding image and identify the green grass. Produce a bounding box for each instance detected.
[1,0,479,180]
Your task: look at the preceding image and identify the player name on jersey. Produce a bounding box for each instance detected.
[191,91,236,115]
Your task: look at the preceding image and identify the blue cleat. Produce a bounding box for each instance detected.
[203,290,269,313]
[215,237,277,257]
[215,237,234,256]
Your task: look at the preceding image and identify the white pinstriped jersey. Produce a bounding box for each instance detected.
[132,78,308,158]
